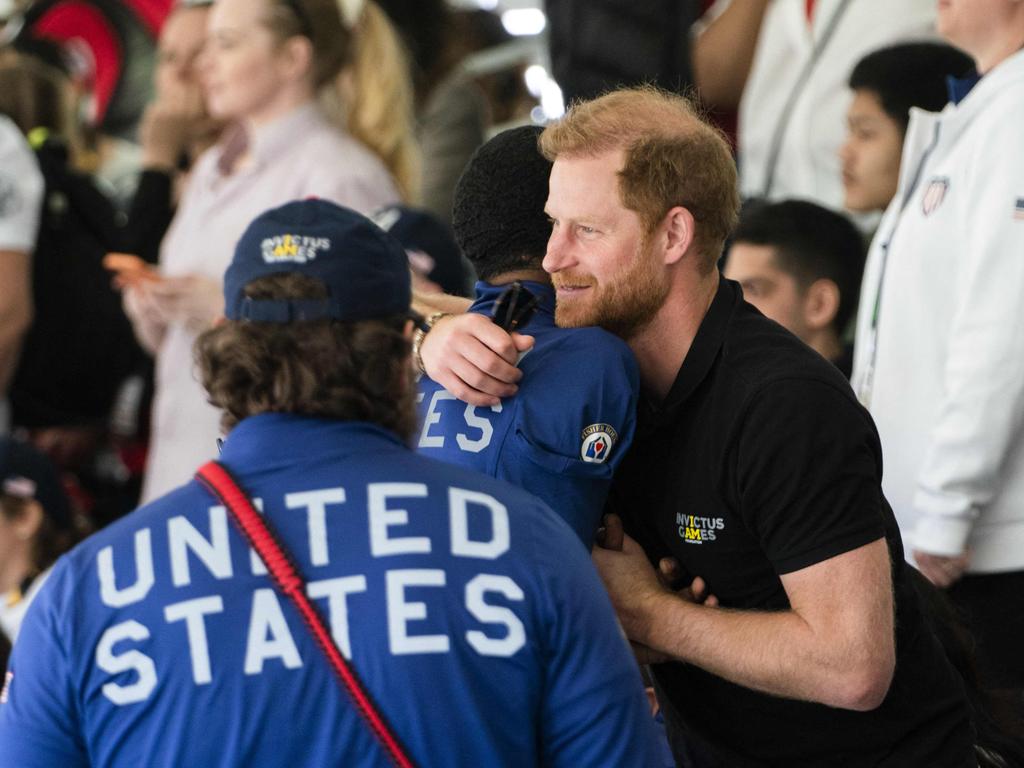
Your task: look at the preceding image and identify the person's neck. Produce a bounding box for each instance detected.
[627,270,719,403]
[971,31,1024,74]
[244,89,315,131]
[806,329,843,364]
[486,268,550,286]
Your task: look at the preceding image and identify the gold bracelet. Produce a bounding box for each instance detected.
[412,311,449,374]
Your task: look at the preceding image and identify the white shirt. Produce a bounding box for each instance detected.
[0,115,44,435]
[852,49,1024,573]
[0,115,43,253]
[142,104,399,502]
[737,0,934,208]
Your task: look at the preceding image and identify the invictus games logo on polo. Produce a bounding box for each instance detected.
[580,424,618,464]
[261,234,332,264]
[676,513,725,544]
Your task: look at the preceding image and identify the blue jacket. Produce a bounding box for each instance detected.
[0,414,659,767]
[417,281,639,546]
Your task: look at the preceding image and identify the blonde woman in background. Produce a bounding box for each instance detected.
[123,0,417,502]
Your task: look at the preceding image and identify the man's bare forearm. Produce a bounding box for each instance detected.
[622,540,896,711]
[693,0,772,109]
[638,595,889,710]
[411,288,472,316]
[0,250,33,394]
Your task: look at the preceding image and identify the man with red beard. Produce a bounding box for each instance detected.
[419,87,974,766]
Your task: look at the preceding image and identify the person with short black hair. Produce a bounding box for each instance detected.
[415,125,639,547]
[724,199,866,376]
[840,41,973,213]
[0,199,661,768]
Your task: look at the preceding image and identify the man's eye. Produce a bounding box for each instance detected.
[578,225,596,235]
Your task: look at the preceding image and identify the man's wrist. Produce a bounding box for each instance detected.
[412,311,449,374]
[631,586,685,653]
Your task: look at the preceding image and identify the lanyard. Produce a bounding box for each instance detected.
[857,123,942,406]
[195,461,416,768]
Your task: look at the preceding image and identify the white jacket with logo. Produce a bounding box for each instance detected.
[852,49,1024,573]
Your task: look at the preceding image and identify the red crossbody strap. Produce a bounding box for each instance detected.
[195,461,415,768]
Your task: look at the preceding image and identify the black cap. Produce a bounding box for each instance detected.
[0,437,73,531]
[373,205,472,297]
[451,125,553,280]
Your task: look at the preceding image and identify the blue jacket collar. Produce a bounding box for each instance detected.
[218,413,405,470]
[469,280,556,328]
[946,71,982,105]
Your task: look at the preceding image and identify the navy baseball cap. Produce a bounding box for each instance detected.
[373,205,473,297]
[224,199,412,323]
[0,436,73,531]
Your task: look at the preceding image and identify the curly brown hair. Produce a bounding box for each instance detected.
[194,273,417,442]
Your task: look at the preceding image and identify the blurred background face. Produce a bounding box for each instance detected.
[840,89,904,213]
[937,0,986,49]
[155,6,210,101]
[0,502,33,594]
[201,0,304,123]
[724,242,811,342]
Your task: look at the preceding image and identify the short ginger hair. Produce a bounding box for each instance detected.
[539,86,739,272]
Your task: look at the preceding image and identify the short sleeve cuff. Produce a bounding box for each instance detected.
[773,527,884,575]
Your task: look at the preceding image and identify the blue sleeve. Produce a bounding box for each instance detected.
[506,333,639,546]
[0,558,88,768]
[528,509,661,767]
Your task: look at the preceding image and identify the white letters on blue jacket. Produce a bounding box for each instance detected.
[417,281,639,546]
[0,414,659,767]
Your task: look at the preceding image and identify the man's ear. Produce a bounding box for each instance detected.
[12,499,44,541]
[402,318,415,340]
[662,206,696,266]
[803,278,841,331]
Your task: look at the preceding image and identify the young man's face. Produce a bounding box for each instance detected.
[839,89,904,213]
[543,150,670,338]
[723,242,812,342]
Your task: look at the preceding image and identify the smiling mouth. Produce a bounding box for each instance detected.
[555,285,591,296]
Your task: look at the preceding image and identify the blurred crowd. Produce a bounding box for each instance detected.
[0,0,1023,766]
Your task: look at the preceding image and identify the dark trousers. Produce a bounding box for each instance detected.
[948,570,1024,691]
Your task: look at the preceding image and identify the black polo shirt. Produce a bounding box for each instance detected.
[610,277,973,767]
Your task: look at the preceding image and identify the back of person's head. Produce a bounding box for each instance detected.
[539,86,739,273]
[452,125,552,282]
[731,199,865,336]
[849,42,974,132]
[195,199,417,440]
[233,0,418,202]
[336,0,420,202]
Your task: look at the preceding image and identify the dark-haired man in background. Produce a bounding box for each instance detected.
[723,199,865,377]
